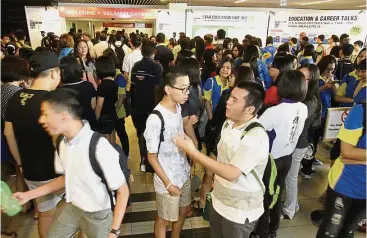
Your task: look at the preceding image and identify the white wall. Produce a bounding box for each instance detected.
[25,6,67,48]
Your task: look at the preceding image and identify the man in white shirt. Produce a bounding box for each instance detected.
[94,32,109,58]
[144,67,191,238]
[82,33,97,59]
[175,81,269,238]
[13,89,129,238]
[122,34,143,87]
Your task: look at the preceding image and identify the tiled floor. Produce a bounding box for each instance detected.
[1,117,365,238]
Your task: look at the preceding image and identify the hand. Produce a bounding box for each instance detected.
[269,67,280,81]
[173,134,196,154]
[12,192,32,205]
[324,81,334,89]
[167,185,181,197]
[189,115,199,125]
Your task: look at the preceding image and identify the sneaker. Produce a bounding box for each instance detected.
[280,210,291,220]
[140,164,146,172]
[268,232,277,238]
[314,159,323,166]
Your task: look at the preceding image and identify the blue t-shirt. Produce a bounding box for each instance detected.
[262,45,277,66]
[337,71,361,107]
[203,76,229,112]
[328,104,366,199]
[318,77,334,119]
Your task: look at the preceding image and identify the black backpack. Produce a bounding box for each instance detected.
[56,132,131,210]
[140,110,165,173]
[112,43,125,70]
[330,102,366,161]
[336,59,354,81]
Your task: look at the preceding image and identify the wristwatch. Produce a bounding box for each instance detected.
[110,229,120,236]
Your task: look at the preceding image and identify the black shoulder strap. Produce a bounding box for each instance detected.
[88,132,115,211]
[151,110,165,151]
[55,134,64,155]
[362,102,366,135]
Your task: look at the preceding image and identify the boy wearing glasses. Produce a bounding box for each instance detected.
[144,67,191,238]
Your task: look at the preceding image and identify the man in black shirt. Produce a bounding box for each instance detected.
[4,51,62,238]
[154,32,174,75]
[131,42,163,171]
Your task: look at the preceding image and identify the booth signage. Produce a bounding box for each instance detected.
[323,107,352,141]
[59,6,157,19]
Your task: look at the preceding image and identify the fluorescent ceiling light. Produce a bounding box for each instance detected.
[300,0,335,5]
[234,0,248,3]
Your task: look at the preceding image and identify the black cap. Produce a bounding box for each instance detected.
[29,51,59,73]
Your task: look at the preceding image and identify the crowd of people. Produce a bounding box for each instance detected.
[1,26,366,238]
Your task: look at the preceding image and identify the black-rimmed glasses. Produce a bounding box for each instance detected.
[171,85,192,94]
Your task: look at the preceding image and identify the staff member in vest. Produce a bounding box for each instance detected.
[13,89,129,238]
[174,81,269,238]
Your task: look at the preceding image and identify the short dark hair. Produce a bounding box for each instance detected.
[163,66,188,90]
[277,43,290,54]
[141,42,156,58]
[303,44,315,57]
[130,35,142,48]
[217,29,226,39]
[180,38,190,50]
[354,41,364,48]
[356,59,366,71]
[245,34,252,40]
[99,33,107,41]
[278,70,307,102]
[243,44,259,62]
[273,55,293,74]
[204,34,213,44]
[95,55,116,79]
[232,43,244,56]
[290,37,297,44]
[301,36,309,43]
[60,56,83,84]
[43,88,83,119]
[116,32,123,41]
[77,29,82,33]
[156,33,165,43]
[330,46,340,58]
[266,36,273,45]
[235,66,255,84]
[330,34,339,43]
[235,80,265,114]
[354,48,366,68]
[178,57,201,87]
[14,29,26,41]
[317,35,325,42]
[341,44,354,57]
[317,55,338,74]
[1,56,31,83]
[340,33,349,42]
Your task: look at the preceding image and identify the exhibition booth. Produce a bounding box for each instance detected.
[24,4,366,49]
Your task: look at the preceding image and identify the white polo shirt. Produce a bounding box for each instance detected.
[94,41,109,58]
[122,49,143,75]
[212,118,269,224]
[55,122,126,212]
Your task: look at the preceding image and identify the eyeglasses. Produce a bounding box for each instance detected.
[171,85,192,94]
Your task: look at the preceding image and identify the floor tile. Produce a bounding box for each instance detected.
[189,216,210,229]
[132,221,155,235]
[7,212,38,227]
[132,201,157,213]
[6,224,39,238]
[119,223,133,236]
[131,192,156,203]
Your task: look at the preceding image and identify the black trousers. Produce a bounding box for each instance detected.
[115,117,129,156]
[312,119,326,157]
[316,187,366,238]
[255,154,293,237]
[131,113,149,163]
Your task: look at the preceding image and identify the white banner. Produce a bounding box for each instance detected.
[324,107,352,141]
[268,10,366,45]
[186,11,269,44]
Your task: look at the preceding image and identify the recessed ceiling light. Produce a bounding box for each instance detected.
[234,0,248,3]
[300,0,335,5]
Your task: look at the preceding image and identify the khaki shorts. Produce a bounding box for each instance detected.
[25,178,65,212]
[156,180,191,222]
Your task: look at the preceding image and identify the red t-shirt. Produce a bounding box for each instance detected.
[264,86,280,106]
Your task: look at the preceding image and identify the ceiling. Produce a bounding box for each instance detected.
[56,0,367,10]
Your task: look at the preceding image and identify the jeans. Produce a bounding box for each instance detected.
[131,113,149,163]
[115,118,130,156]
[283,148,308,219]
[316,187,366,238]
[255,154,293,237]
[209,202,256,238]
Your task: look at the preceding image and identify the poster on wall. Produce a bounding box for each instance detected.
[268,10,366,46]
[155,11,186,41]
[186,11,269,43]
[25,6,66,49]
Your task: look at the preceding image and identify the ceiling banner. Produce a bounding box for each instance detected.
[59,6,157,19]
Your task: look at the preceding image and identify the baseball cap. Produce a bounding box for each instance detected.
[29,51,59,74]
